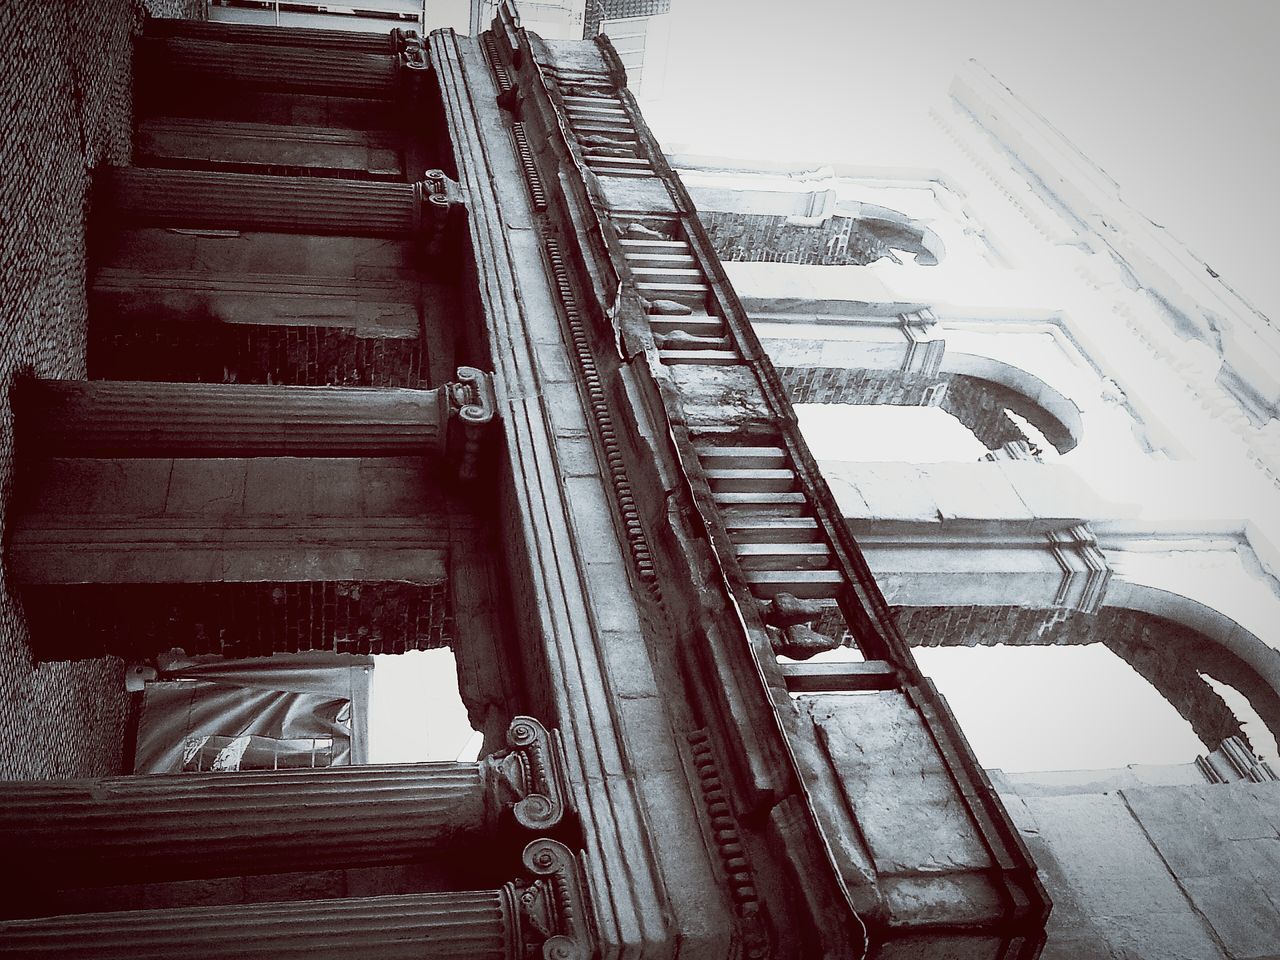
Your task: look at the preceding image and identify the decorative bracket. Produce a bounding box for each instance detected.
[513,839,593,960]
[393,28,430,72]
[486,716,570,831]
[414,169,465,253]
[446,366,498,481]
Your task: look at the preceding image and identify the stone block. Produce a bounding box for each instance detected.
[163,459,248,518]
[804,692,992,875]
[827,463,940,524]
[920,462,1034,523]
[243,457,316,516]
[1121,785,1238,878]
[1089,913,1224,960]
[1181,877,1280,959]
[596,175,678,214]
[670,364,772,432]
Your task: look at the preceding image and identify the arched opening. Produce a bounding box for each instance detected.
[781,364,1079,458]
[797,403,987,462]
[885,604,1280,776]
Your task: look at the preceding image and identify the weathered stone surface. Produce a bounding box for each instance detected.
[1181,878,1280,960]
[670,364,773,433]
[803,692,992,875]
[596,175,678,214]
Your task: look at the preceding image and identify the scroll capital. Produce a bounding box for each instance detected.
[505,716,569,831]
[516,839,593,960]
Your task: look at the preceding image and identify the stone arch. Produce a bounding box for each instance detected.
[814,540,1280,766]
[779,362,1080,455]
[757,314,1089,456]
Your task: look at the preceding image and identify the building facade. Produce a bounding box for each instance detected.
[4,4,1277,960]
[0,5,1051,959]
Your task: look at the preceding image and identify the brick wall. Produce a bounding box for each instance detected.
[584,0,672,37]
[0,0,172,779]
[24,580,453,662]
[90,321,431,387]
[700,210,933,267]
[778,366,939,406]
[938,375,1033,451]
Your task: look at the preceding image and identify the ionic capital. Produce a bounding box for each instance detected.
[512,838,593,960]
[485,716,571,831]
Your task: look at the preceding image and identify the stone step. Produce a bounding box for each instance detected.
[586,155,651,166]
[712,491,809,516]
[647,316,725,337]
[635,282,709,305]
[631,266,705,280]
[699,446,789,469]
[744,570,845,599]
[779,660,898,692]
[569,116,634,130]
[734,542,832,570]
[658,350,740,366]
[626,252,696,269]
[723,516,822,543]
[619,238,689,251]
[562,93,624,105]
[574,125,639,141]
[704,468,796,492]
[565,103,628,116]
[589,165,655,179]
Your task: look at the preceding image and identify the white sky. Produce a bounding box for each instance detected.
[637,0,1280,322]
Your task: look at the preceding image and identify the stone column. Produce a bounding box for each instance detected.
[0,890,518,960]
[145,17,402,54]
[0,718,566,885]
[107,168,419,237]
[0,840,592,960]
[141,36,399,98]
[17,379,451,458]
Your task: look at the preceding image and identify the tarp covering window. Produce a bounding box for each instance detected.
[133,653,373,774]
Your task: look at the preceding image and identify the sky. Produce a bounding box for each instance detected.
[637,0,1280,322]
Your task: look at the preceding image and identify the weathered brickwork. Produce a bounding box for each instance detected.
[24,581,453,662]
[90,322,431,388]
[937,375,1032,451]
[778,366,939,406]
[584,0,672,37]
[0,0,205,780]
[700,210,927,267]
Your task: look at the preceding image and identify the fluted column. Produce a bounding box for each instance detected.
[144,18,401,54]
[17,379,450,458]
[0,718,566,884]
[107,168,419,237]
[140,36,399,98]
[0,839,593,960]
[0,890,518,960]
